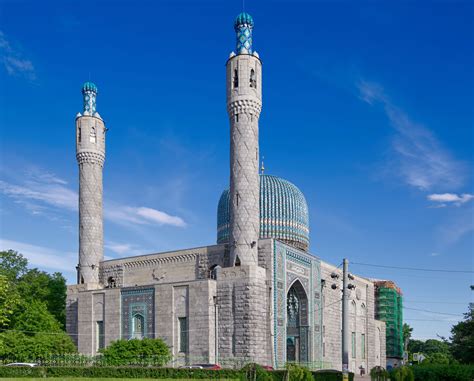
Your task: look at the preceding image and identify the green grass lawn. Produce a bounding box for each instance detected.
[0,379,239,381]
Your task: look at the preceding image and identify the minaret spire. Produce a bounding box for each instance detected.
[227,13,262,266]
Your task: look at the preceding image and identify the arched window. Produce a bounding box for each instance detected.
[360,303,366,316]
[351,300,356,315]
[233,68,239,88]
[132,314,145,339]
[209,264,221,280]
[107,276,116,288]
[250,69,256,88]
[90,127,96,143]
[235,256,241,266]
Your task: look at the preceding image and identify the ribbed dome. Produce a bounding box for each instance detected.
[234,12,254,29]
[217,174,310,251]
[82,81,98,93]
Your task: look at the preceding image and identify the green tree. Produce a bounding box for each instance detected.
[0,330,76,361]
[17,269,67,327]
[0,275,19,329]
[403,323,413,352]
[100,338,171,366]
[450,307,474,364]
[0,250,28,280]
[10,300,62,335]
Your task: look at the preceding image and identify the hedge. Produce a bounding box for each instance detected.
[0,366,243,379]
[313,370,354,381]
[0,366,356,380]
[411,364,474,381]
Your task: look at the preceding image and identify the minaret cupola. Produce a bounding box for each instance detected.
[82,81,98,116]
[234,12,254,55]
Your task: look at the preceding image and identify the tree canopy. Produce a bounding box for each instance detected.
[450,307,474,364]
[0,250,76,361]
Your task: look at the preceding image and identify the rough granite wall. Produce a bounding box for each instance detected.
[217,265,270,367]
[76,115,105,287]
[227,53,262,267]
[321,261,384,372]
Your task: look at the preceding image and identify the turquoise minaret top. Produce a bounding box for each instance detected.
[82,81,98,115]
[234,12,254,54]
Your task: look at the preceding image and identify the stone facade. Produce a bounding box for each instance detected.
[68,240,385,370]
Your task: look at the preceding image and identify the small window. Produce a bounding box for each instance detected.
[107,276,116,288]
[361,333,366,359]
[179,317,188,353]
[233,68,239,88]
[351,332,356,358]
[90,127,97,143]
[235,256,241,266]
[96,321,104,350]
[235,114,239,123]
[78,128,81,143]
[250,69,256,88]
[323,341,326,357]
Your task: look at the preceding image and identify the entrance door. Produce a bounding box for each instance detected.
[287,336,299,362]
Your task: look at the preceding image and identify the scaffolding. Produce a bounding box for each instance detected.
[375,281,403,359]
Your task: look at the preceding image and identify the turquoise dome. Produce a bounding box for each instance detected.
[217,174,310,251]
[234,12,254,29]
[82,81,98,93]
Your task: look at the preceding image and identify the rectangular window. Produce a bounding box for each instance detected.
[96,321,104,351]
[361,334,366,359]
[351,332,356,358]
[323,342,326,357]
[178,317,188,353]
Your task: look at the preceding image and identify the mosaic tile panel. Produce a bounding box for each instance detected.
[121,288,154,340]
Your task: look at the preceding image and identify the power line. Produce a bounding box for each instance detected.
[351,261,474,274]
[404,306,463,316]
[404,300,469,305]
[404,318,459,322]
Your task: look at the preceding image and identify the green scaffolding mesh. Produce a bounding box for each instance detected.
[375,284,403,359]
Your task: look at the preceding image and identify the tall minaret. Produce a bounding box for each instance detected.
[227,12,262,267]
[76,82,106,287]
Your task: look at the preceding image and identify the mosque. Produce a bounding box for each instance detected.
[66,12,403,371]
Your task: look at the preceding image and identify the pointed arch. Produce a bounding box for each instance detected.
[286,279,309,363]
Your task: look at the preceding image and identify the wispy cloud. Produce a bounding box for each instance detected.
[0,167,186,228]
[105,241,149,257]
[0,239,75,274]
[357,79,467,191]
[427,193,474,208]
[0,31,36,80]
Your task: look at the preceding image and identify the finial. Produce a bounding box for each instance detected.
[234,12,254,55]
[260,156,265,174]
[82,81,98,115]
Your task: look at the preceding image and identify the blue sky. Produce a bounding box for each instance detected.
[0,1,472,340]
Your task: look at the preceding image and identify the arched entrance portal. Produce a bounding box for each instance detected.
[286,280,309,363]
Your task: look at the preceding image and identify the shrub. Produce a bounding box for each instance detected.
[286,363,313,381]
[99,337,171,366]
[241,363,273,381]
[389,366,414,381]
[370,366,389,381]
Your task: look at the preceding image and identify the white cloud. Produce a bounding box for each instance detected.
[427,193,473,206]
[0,239,76,274]
[105,242,149,257]
[0,31,36,80]
[0,167,186,228]
[357,80,467,191]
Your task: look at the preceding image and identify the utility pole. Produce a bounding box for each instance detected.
[330,258,355,380]
[342,258,350,381]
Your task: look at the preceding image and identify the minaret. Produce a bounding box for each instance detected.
[76,82,106,287]
[227,12,262,266]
